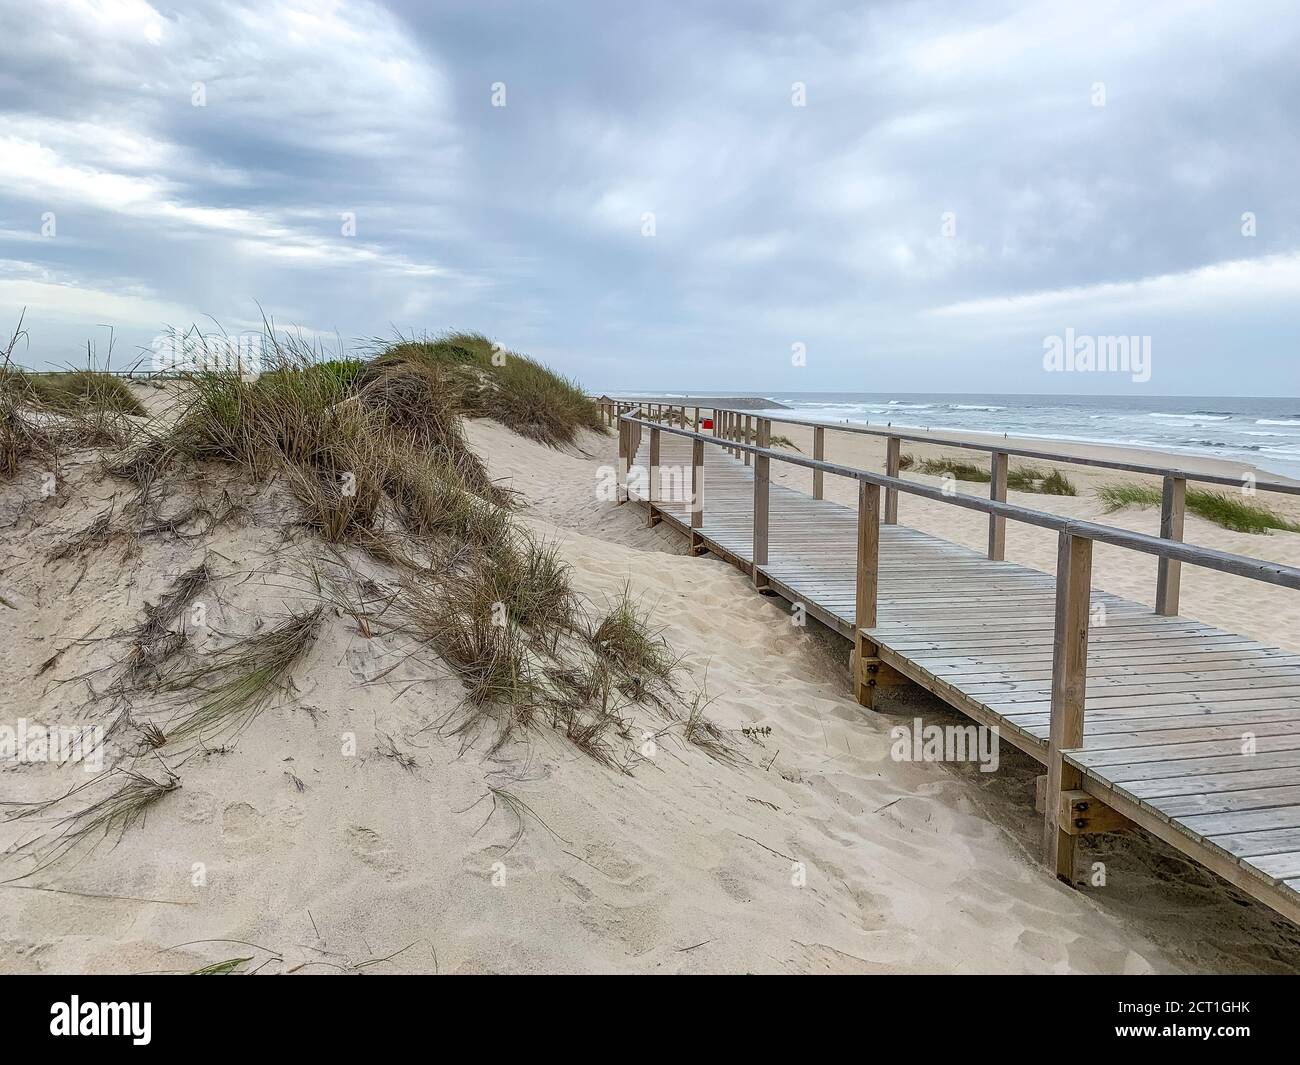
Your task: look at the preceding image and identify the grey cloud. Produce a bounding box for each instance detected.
[0,0,1297,394]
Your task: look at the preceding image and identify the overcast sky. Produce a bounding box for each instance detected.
[1,0,1298,395]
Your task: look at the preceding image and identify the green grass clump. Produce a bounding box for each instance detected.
[1007,465,1077,495]
[901,452,1077,495]
[373,331,604,447]
[915,455,990,482]
[25,371,147,417]
[1039,469,1077,496]
[1097,482,1300,534]
[589,588,677,694]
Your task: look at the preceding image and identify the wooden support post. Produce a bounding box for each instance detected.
[884,436,900,525]
[1044,531,1093,883]
[853,481,881,707]
[617,417,628,504]
[813,425,825,500]
[988,451,1009,560]
[752,419,770,587]
[743,415,752,466]
[1155,475,1186,616]
[690,437,704,552]
[646,426,661,527]
[693,406,700,430]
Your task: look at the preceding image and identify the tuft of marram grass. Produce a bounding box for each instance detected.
[395,571,539,753]
[1,766,180,880]
[589,587,678,698]
[1097,482,1300,534]
[160,606,324,745]
[372,331,605,448]
[1038,469,1077,496]
[681,686,738,764]
[24,371,147,417]
[914,455,991,482]
[1007,465,1078,495]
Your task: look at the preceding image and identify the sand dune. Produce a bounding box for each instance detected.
[1,406,1298,973]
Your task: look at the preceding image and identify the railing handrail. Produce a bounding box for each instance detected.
[617,413,1300,592]
[619,397,1300,497]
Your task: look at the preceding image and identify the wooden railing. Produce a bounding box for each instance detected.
[614,408,1300,881]
[600,397,1300,618]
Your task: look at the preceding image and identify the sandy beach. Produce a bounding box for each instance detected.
[3,377,1299,974]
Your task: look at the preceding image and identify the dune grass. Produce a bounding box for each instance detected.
[902,453,1077,494]
[23,371,147,417]
[5,317,691,784]
[1097,482,1300,534]
[1,767,180,880]
[589,587,678,698]
[160,607,324,745]
[1007,465,1078,496]
[913,455,990,482]
[371,331,605,447]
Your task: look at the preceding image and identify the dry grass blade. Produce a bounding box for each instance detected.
[162,606,324,745]
[2,766,180,881]
[120,558,214,687]
[681,685,739,764]
[47,507,128,562]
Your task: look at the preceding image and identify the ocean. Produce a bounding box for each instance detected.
[753,393,1300,481]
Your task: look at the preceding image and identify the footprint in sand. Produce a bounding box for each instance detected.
[345,825,408,880]
[178,790,218,825]
[220,801,271,856]
[714,866,755,903]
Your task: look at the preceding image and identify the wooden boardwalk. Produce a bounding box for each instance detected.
[628,427,1300,924]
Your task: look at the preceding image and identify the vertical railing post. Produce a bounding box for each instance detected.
[884,436,901,525]
[853,480,882,707]
[1156,476,1186,616]
[752,418,770,587]
[693,406,700,431]
[690,437,704,549]
[1044,530,1093,883]
[813,426,825,499]
[646,426,661,527]
[743,415,753,467]
[988,451,1009,560]
[617,416,628,503]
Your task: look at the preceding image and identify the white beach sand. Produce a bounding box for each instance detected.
[2,397,1299,973]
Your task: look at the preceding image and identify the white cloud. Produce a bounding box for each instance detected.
[927,253,1300,321]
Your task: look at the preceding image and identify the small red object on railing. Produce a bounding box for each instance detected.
[701,418,714,430]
